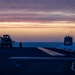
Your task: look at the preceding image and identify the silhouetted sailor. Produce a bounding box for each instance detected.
[20,42,22,49]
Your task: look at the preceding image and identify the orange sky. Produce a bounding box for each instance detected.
[0,21,75,42]
[0,0,75,42]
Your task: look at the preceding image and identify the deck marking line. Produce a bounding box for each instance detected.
[37,47,65,56]
[71,61,75,71]
[9,57,75,60]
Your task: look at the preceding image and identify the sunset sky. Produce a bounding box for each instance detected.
[0,0,75,42]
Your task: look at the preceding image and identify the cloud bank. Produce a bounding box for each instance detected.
[0,0,75,22]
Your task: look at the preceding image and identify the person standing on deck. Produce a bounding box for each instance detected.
[19,42,22,49]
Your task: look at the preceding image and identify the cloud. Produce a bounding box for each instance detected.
[0,10,75,22]
[0,21,75,29]
[0,0,75,22]
[0,0,75,10]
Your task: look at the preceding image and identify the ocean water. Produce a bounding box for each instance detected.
[13,42,75,50]
[13,42,64,47]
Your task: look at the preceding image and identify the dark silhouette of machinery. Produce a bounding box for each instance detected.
[0,35,14,47]
[64,36,73,46]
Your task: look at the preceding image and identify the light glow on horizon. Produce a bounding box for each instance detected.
[0,27,75,42]
[0,0,75,42]
[0,21,75,28]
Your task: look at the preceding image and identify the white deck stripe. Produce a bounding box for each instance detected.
[71,61,75,71]
[37,47,64,56]
[9,57,75,60]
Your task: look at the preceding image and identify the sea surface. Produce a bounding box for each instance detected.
[13,42,75,51]
[13,42,64,47]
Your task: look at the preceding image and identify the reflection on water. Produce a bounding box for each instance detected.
[0,28,75,42]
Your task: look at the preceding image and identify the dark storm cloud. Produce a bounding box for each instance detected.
[0,0,75,22]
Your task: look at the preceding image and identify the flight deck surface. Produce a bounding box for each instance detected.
[0,47,75,75]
